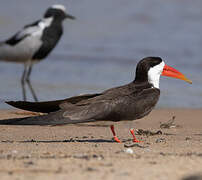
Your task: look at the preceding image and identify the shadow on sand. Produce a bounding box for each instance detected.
[1,138,118,143]
[182,175,202,180]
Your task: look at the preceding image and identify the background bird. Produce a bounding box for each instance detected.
[0,4,75,101]
[0,57,192,143]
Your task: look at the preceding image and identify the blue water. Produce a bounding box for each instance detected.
[0,0,202,109]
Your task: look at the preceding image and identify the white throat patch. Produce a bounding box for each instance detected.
[148,61,165,89]
[51,4,66,12]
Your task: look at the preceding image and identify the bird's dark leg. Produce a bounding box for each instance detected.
[26,64,38,102]
[130,128,142,143]
[110,125,121,143]
[21,65,27,101]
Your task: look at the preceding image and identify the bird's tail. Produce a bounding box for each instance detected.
[0,111,97,126]
[5,93,100,113]
[6,100,66,113]
[0,117,32,125]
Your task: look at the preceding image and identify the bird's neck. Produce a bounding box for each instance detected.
[148,75,160,89]
[133,79,159,89]
[52,17,63,26]
[134,71,160,89]
[41,17,54,28]
[132,80,154,90]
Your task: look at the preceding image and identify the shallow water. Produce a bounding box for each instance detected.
[0,0,201,108]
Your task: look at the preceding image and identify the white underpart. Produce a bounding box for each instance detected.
[148,61,165,89]
[0,17,53,63]
[51,4,66,12]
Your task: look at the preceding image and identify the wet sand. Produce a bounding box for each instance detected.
[0,108,202,180]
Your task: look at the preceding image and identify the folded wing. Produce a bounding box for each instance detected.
[6,93,101,113]
[5,20,41,46]
[0,99,115,126]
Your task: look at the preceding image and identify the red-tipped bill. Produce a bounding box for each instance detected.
[162,64,192,84]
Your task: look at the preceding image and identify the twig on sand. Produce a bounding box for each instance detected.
[135,129,162,136]
[160,116,181,129]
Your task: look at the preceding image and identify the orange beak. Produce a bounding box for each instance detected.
[162,64,192,84]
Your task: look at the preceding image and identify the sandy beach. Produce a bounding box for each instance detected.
[0,108,201,180]
[0,0,201,180]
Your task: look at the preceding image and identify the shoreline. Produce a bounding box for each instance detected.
[0,109,201,180]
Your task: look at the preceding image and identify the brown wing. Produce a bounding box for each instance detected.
[0,84,159,126]
[5,83,134,113]
[0,100,117,126]
[0,96,123,126]
[6,93,101,113]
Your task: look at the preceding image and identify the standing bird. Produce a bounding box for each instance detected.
[0,4,75,101]
[0,57,192,143]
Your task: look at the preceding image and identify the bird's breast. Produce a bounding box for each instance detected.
[109,88,160,122]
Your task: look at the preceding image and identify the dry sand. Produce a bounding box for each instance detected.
[0,108,201,180]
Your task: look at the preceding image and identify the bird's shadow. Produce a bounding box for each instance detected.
[1,138,121,143]
[181,175,202,180]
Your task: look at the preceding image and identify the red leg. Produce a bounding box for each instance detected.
[130,128,142,143]
[110,125,121,143]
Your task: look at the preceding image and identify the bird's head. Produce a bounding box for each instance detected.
[44,4,75,21]
[134,57,192,88]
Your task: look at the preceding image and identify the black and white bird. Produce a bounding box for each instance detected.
[0,57,192,143]
[0,4,75,101]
